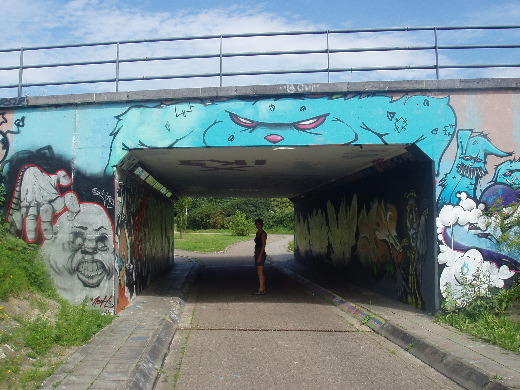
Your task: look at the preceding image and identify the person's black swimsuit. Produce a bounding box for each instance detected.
[254,231,267,266]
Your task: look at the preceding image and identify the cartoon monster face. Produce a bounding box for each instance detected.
[202,99,357,146]
[107,95,456,173]
[456,154,485,180]
[492,159,520,189]
[438,130,511,207]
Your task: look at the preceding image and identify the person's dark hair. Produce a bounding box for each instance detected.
[254,218,263,225]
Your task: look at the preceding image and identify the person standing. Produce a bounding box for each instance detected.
[253,218,267,295]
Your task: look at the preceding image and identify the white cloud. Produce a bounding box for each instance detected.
[1,0,518,96]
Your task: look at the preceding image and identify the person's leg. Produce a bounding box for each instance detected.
[257,265,265,292]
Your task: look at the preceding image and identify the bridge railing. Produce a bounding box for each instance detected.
[0,25,519,98]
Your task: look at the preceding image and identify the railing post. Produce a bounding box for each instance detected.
[326,30,330,83]
[434,27,440,80]
[18,48,24,98]
[115,42,120,92]
[219,35,223,87]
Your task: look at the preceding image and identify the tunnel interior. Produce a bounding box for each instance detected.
[115,143,438,312]
[119,144,416,199]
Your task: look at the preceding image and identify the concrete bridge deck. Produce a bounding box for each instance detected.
[41,235,519,390]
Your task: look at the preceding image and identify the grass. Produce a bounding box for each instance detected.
[174,228,294,252]
[174,231,253,252]
[0,223,114,390]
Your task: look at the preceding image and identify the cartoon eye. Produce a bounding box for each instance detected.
[474,157,482,163]
[292,114,329,131]
[462,156,472,161]
[68,231,85,251]
[96,234,109,251]
[503,171,513,177]
[228,112,258,129]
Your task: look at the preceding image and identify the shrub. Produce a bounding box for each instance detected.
[23,317,56,355]
[228,211,252,236]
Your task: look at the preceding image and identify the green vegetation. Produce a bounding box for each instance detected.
[228,211,252,236]
[182,197,294,232]
[174,197,193,239]
[434,199,520,353]
[0,223,114,390]
[436,280,520,353]
[0,225,56,300]
[174,231,252,252]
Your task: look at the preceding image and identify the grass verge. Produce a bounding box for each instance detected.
[0,224,114,390]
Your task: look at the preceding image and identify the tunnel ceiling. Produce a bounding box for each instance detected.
[126,144,412,199]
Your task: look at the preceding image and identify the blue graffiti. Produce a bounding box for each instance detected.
[106,95,456,173]
[438,129,511,207]
[439,158,520,270]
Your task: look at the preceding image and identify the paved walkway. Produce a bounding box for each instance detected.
[41,235,519,390]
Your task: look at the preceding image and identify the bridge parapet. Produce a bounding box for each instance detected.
[1,25,519,98]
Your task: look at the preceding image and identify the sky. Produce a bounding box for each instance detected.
[1,0,519,95]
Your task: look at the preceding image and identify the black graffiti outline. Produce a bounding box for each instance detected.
[0,115,24,164]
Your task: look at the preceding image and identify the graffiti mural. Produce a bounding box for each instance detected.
[106,95,456,171]
[437,192,516,306]
[294,161,433,310]
[40,202,114,307]
[5,161,115,309]
[438,130,511,207]
[0,89,518,313]
[114,171,174,312]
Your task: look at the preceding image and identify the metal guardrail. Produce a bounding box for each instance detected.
[0,25,519,97]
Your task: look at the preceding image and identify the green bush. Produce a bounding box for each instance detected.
[228,211,252,236]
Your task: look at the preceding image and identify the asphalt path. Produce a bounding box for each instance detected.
[157,235,462,390]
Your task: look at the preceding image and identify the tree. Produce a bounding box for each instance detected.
[228,211,252,236]
[174,197,193,239]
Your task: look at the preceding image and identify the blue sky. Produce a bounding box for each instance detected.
[3,0,519,48]
[1,0,519,95]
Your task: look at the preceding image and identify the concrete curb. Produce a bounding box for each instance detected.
[272,262,512,390]
[124,261,200,390]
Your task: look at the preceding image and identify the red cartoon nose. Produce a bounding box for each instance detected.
[264,134,284,144]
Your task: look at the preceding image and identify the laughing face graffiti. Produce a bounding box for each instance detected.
[41,203,114,304]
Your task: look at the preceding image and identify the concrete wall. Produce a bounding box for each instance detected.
[294,157,438,312]
[0,102,175,313]
[114,169,175,312]
[1,80,518,313]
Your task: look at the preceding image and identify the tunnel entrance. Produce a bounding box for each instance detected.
[116,143,438,313]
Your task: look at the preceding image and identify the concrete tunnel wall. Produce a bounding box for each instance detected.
[0,79,519,314]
